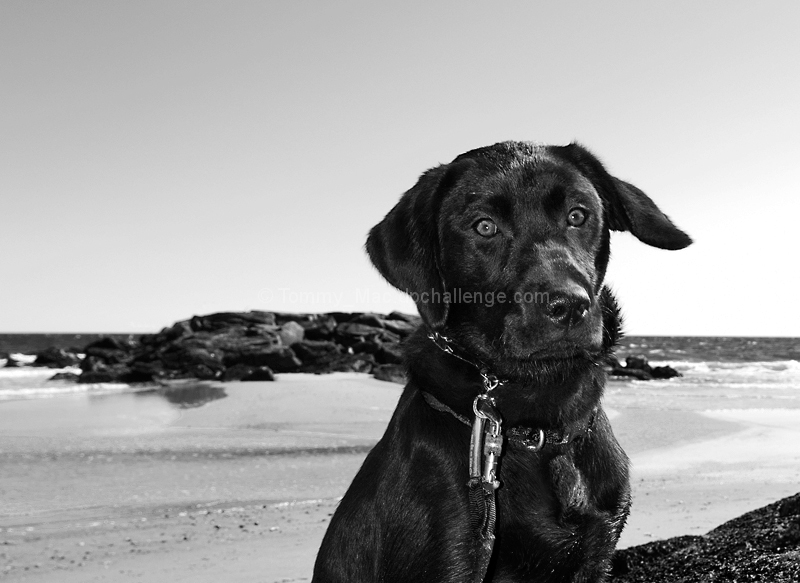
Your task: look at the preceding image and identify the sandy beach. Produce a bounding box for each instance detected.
[1,372,799,582]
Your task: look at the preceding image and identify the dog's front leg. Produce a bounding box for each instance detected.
[313,391,474,583]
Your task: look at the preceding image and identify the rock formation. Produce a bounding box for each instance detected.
[607,354,682,380]
[72,311,420,385]
[611,492,800,581]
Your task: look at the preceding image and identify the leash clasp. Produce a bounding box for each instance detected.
[472,395,503,489]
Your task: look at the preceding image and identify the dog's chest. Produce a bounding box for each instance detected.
[492,451,614,581]
[548,454,591,512]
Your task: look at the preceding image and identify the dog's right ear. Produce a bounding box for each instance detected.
[366,164,457,329]
[549,143,693,250]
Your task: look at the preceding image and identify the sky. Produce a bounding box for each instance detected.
[1,1,798,336]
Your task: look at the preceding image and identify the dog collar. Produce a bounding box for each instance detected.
[421,390,595,452]
[427,330,505,392]
[425,329,596,450]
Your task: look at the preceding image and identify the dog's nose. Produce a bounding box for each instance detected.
[543,288,591,327]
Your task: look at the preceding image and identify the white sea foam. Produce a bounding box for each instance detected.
[0,383,132,401]
[0,365,129,401]
[702,408,800,424]
[649,359,800,378]
[0,381,136,401]
[0,366,81,379]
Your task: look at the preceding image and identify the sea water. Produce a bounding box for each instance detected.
[609,336,800,410]
[1,336,798,404]
[0,354,130,401]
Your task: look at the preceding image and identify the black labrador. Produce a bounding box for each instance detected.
[313,142,691,582]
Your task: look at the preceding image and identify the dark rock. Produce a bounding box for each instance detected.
[387,311,421,324]
[381,319,417,337]
[277,321,305,346]
[220,363,275,382]
[351,339,381,355]
[273,313,315,326]
[334,322,382,344]
[241,366,275,381]
[138,333,158,346]
[245,324,280,337]
[80,355,107,372]
[84,336,137,352]
[607,354,681,381]
[78,371,119,383]
[372,364,406,384]
[2,354,20,367]
[190,311,275,332]
[221,363,256,381]
[377,329,400,344]
[32,347,81,368]
[64,311,422,382]
[84,345,133,365]
[651,365,681,379]
[141,321,192,345]
[137,327,290,378]
[128,360,167,382]
[377,343,404,365]
[334,322,400,347]
[329,353,376,374]
[301,314,338,341]
[292,340,343,368]
[78,364,132,383]
[611,492,800,582]
[215,325,281,346]
[223,344,301,372]
[607,354,652,380]
[351,313,385,328]
[611,367,654,381]
[159,344,225,377]
[328,312,363,324]
[187,363,220,380]
[778,495,800,517]
[625,355,652,373]
[48,372,80,382]
[352,313,418,337]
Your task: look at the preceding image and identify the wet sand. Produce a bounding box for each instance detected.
[1,373,799,582]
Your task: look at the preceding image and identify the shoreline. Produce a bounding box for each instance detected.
[2,374,799,581]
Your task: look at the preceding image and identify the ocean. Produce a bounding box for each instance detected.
[610,336,800,411]
[1,336,798,404]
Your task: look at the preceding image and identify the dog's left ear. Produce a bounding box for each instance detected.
[550,143,693,250]
[366,162,466,329]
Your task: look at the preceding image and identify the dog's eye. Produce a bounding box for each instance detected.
[474,219,498,237]
[567,208,587,227]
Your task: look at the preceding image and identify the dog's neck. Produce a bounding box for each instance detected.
[405,292,621,429]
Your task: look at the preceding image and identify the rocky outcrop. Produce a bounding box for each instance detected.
[220,364,276,382]
[607,355,681,380]
[31,347,81,368]
[71,311,419,385]
[0,352,21,368]
[611,492,800,581]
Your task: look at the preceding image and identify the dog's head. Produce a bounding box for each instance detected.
[367,141,691,374]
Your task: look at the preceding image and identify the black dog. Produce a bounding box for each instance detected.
[313,142,691,582]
